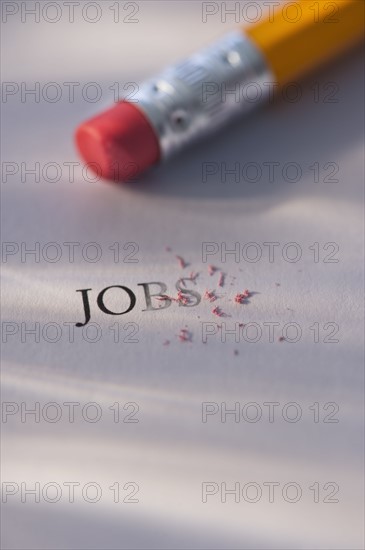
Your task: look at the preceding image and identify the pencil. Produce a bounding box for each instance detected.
[75,0,364,182]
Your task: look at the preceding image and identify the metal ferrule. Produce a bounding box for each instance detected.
[134,31,273,160]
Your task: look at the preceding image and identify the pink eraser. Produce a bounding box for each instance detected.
[75,102,160,182]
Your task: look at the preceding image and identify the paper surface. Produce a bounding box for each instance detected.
[1,2,364,548]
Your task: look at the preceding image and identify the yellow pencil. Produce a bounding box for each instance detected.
[75,0,365,182]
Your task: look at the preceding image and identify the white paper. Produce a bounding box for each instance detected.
[2,2,364,548]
